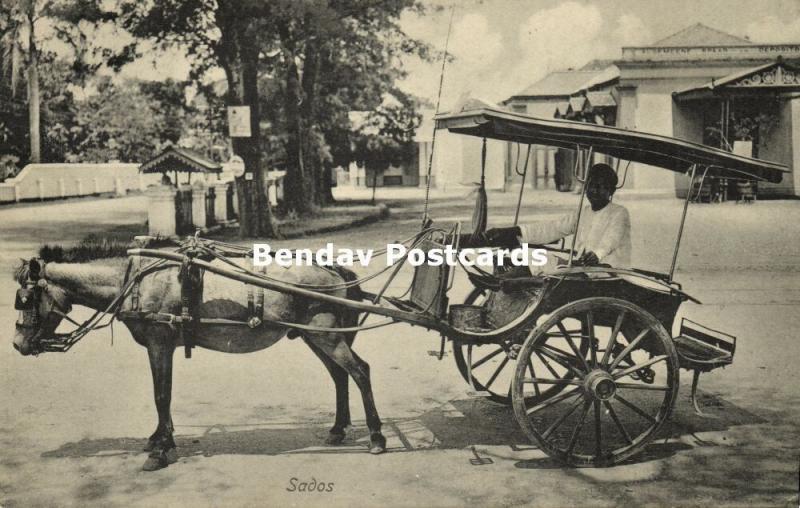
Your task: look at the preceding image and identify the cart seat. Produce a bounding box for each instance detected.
[408,237,450,317]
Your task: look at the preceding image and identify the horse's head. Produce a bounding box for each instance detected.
[12,258,72,356]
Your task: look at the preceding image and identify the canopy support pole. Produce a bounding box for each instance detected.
[568,147,594,266]
[513,144,531,226]
[670,164,697,281]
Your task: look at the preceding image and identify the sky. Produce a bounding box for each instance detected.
[91,0,800,109]
[396,0,800,109]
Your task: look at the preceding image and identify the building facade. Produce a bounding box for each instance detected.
[456,23,800,198]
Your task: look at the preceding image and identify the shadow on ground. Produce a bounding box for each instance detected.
[42,389,764,468]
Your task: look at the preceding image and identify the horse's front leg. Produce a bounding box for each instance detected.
[142,329,178,471]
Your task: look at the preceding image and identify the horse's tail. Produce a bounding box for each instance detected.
[330,265,364,329]
[331,265,364,303]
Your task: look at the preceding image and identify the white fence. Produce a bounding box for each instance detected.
[0,163,163,203]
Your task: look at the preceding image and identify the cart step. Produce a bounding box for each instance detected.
[674,318,735,372]
[466,390,493,398]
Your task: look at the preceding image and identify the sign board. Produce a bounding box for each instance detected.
[227,106,251,137]
[244,172,254,181]
[227,155,245,178]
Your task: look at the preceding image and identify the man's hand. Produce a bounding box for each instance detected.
[578,251,599,266]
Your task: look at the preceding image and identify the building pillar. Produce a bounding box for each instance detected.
[191,180,207,229]
[146,185,178,236]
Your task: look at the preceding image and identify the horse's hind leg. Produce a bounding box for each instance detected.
[306,320,385,454]
[142,330,178,471]
[304,339,352,444]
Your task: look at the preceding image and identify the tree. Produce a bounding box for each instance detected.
[0,0,114,163]
[258,0,430,212]
[118,0,277,238]
[67,77,191,163]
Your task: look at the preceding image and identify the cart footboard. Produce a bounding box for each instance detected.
[673,318,736,416]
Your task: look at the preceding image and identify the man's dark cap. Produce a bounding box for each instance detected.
[589,163,618,188]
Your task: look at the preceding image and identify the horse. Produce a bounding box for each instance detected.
[11,239,386,471]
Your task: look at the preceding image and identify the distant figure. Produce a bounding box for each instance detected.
[161,173,172,186]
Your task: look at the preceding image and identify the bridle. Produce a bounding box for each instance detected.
[14,260,146,354]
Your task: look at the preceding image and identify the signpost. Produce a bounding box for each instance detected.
[227,155,246,178]
[227,106,252,138]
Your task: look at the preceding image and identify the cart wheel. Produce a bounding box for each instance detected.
[512,297,679,467]
[453,288,581,406]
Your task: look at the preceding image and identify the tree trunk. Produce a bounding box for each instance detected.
[282,54,312,215]
[27,15,40,163]
[227,52,277,238]
[320,163,335,205]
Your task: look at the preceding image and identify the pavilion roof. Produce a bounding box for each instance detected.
[139,145,222,174]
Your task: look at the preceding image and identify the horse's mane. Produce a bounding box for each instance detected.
[38,235,179,263]
[12,235,180,283]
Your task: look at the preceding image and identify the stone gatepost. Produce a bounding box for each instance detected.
[214,182,230,222]
[115,177,125,196]
[146,185,178,237]
[191,179,207,229]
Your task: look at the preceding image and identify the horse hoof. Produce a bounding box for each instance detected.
[143,440,156,452]
[142,448,178,471]
[369,434,386,455]
[326,432,346,445]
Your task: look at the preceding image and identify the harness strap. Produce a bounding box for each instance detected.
[118,310,192,325]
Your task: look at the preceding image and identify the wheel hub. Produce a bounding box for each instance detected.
[584,369,616,401]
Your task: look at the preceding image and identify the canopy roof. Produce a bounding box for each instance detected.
[435,103,787,183]
[140,145,222,174]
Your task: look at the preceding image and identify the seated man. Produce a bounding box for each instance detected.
[484,162,631,268]
[462,163,631,328]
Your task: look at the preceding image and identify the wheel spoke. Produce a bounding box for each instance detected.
[557,322,590,372]
[522,377,582,385]
[601,311,626,367]
[484,355,510,391]
[594,399,602,458]
[603,400,632,444]
[526,387,581,415]
[614,393,657,424]
[527,359,541,397]
[612,355,667,380]
[471,346,504,370]
[586,311,597,368]
[535,350,560,378]
[565,399,592,455]
[539,345,585,377]
[608,328,650,371]
[615,382,669,391]
[542,395,585,439]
